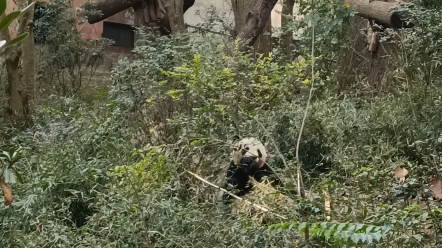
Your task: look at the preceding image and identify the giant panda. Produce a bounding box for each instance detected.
[221,137,284,204]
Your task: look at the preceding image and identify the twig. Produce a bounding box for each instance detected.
[185,23,232,37]
[186,170,287,220]
[253,116,288,169]
[295,16,316,199]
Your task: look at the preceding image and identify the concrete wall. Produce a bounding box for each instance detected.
[184,0,301,29]
[184,0,234,26]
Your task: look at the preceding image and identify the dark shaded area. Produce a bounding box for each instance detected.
[69,199,95,228]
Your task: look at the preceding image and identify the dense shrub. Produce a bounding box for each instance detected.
[1,0,442,247]
[33,0,112,95]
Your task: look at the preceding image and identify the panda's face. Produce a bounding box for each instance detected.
[232,138,267,168]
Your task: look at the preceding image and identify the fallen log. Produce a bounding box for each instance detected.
[345,0,413,28]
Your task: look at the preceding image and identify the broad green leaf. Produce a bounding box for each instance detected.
[0,11,21,33]
[0,0,6,16]
[368,233,375,244]
[12,169,23,183]
[298,222,307,232]
[329,223,337,231]
[5,32,29,48]
[381,224,391,234]
[359,233,367,243]
[372,232,382,242]
[355,223,365,231]
[323,229,332,241]
[3,168,16,184]
[20,1,35,15]
[347,224,356,232]
[351,233,360,244]
[337,223,347,232]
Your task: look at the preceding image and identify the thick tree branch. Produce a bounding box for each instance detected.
[86,0,139,24]
[235,0,278,51]
[85,0,194,25]
[345,0,413,28]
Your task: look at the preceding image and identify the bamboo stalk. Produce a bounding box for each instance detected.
[186,170,287,220]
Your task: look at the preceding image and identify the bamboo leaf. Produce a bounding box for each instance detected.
[3,168,16,184]
[12,169,23,184]
[0,11,21,33]
[5,32,29,47]
[0,0,6,16]
[21,1,35,15]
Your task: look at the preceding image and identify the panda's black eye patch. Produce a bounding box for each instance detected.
[257,149,262,158]
[245,147,250,151]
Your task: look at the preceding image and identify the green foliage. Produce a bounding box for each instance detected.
[0,147,24,184]
[1,0,442,247]
[0,0,5,17]
[270,221,392,246]
[111,146,173,191]
[0,0,34,52]
[33,0,112,95]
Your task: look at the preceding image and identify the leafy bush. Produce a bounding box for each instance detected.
[33,0,112,95]
[1,0,442,247]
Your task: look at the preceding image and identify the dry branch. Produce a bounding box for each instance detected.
[345,0,413,28]
[186,170,288,220]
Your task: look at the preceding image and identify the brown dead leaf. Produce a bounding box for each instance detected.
[0,179,13,206]
[394,167,409,183]
[430,175,442,200]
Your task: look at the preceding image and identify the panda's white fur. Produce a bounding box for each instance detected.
[232,137,267,168]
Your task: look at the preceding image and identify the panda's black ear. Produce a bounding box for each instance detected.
[232,135,241,142]
[257,149,263,158]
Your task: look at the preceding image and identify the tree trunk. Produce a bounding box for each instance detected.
[345,0,413,28]
[20,0,36,117]
[232,0,276,55]
[1,0,36,122]
[280,0,295,59]
[1,22,23,119]
[5,53,23,118]
[162,0,185,33]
